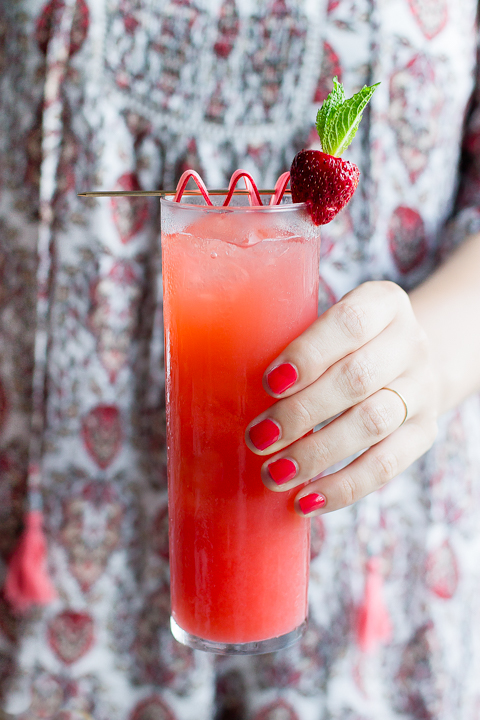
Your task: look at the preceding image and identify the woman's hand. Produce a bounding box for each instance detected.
[245,281,440,517]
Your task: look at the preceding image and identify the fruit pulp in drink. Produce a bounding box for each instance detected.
[162,201,320,644]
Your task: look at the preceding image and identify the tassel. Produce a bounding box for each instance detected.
[4,510,57,613]
[356,556,392,652]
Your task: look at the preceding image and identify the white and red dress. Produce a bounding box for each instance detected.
[1,1,480,718]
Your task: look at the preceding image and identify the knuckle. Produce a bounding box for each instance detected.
[382,280,410,308]
[337,472,359,506]
[285,396,318,432]
[340,355,377,400]
[336,301,369,342]
[308,435,331,469]
[298,334,325,373]
[358,400,391,439]
[371,451,399,487]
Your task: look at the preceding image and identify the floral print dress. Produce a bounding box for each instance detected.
[1,1,480,719]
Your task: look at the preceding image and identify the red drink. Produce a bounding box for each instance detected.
[161,195,321,653]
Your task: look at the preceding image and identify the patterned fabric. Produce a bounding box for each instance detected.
[1,0,480,718]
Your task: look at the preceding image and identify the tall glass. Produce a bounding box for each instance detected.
[161,194,321,654]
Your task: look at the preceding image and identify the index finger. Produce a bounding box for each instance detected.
[263,281,409,397]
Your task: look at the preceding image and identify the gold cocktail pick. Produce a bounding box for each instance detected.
[78,189,292,197]
[77,189,292,197]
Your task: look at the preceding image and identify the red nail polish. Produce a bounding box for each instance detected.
[266,363,298,395]
[249,419,280,450]
[298,493,326,515]
[267,458,297,485]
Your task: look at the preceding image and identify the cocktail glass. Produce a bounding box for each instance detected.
[161,189,321,654]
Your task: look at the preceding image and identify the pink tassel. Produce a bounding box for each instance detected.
[4,510,57,613]
[356,556,392,652]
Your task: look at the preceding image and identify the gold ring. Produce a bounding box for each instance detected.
[382,387,408,426]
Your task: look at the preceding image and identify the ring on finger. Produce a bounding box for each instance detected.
[382,386,408,426]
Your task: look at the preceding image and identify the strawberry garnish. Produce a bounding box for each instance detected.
[290,77,379,225]
[291,151,360,225]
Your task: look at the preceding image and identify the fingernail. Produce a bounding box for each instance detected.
[248,419,281,451]
[298,493,326,515]
[266,363,298,395]
[267,458,297,486]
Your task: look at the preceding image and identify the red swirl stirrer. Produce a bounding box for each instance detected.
[78,169,291,205]
[222,170,263,206]
[173,169,213,205]
[269,172,291,206]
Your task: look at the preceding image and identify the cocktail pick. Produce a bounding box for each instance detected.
[78,171,292,205]
[78,189,292,197]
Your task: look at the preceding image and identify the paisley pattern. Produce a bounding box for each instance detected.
[47,611,95,665]
[1,1,480,719]
[388,206,428,275]
[407,0,449,39]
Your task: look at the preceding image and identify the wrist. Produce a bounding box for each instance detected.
[409,236,480,415]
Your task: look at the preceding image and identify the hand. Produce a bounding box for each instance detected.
[245,281,440,516]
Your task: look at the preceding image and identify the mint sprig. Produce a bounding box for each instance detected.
[316,77,380,157]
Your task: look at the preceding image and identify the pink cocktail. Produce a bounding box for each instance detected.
[161,189,321,654]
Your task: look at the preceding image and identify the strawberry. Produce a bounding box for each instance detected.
[290,77,379,225]
[290,150,360,225]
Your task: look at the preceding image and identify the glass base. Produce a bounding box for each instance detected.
[170,616,306,655]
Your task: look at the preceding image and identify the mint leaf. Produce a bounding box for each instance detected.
[315,76,345,140]
[316,80,380,157]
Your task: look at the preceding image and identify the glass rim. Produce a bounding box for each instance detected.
[160,196,308,213]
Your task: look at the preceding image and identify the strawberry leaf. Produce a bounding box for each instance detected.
[316,79,380,157]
